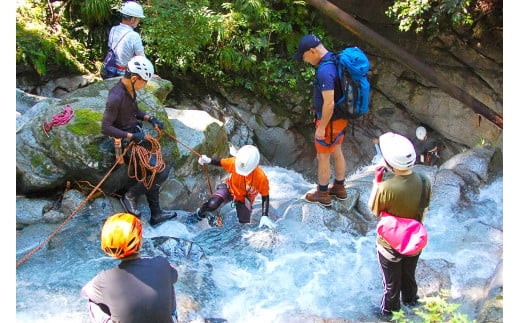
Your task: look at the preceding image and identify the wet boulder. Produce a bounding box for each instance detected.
[16,77,178,195]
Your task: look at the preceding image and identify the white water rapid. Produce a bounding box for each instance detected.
[16,165,503,322]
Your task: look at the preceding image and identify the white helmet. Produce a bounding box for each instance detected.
[235,145,260,176]
[416,126,427,140]
[379,132,416,170]
[120,1,145,18]
[127,56,154,81]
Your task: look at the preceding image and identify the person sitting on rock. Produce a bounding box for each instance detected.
[81,213,179,322]
[101,56,176,226]
[187,145,275,229]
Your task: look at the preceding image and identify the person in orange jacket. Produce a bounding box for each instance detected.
[187,145,275,228]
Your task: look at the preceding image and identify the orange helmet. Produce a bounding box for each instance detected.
[101,213,143,258]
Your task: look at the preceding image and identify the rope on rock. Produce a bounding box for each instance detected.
[16,142,135,267]
[42,104,74,137]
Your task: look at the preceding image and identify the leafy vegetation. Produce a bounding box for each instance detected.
[391,290,476,323]
[16,0,501,104]
[141,0,324,104]
[386,0,502,42]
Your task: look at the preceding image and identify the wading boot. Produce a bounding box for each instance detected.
[304,187,332,207]
[328,182,347,200]
[150,209,177,226]
[120,192,141,218]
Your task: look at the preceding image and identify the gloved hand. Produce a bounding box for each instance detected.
[258,214,276,229]
[149,116,164,130]
[375,166,386,183]
[130,132,148,145]
[198,155,212,165]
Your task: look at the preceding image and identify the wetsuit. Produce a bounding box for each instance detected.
[101,80,172,217]
[198,157,270,223]
[413,137,440,166]
[81,256,178,323]
[370,172,431,315]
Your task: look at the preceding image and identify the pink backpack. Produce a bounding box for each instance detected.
[375,168,428,255]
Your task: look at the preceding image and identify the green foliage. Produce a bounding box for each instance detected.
[16,1,92,77]
[142,0,325,105]
[392,290,476,323]
[385,0,501,39]
[386,0,472,34]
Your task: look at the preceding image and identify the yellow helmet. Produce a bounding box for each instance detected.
[101,213,143,258]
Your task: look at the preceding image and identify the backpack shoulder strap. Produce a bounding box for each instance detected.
[111,30,132,51]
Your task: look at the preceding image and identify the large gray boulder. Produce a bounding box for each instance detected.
[16,77,178,194]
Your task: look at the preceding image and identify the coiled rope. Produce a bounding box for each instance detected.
[127,134,165,190]
[42,104,74,137]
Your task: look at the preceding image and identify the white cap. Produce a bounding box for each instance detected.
[235,145,260,176]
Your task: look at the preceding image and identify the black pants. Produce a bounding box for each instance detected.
[377,248,420,314]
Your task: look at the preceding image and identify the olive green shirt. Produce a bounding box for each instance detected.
[371,172,431,249]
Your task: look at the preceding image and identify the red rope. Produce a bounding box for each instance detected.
[160,130,222,226]
[16,142,135,267]
[42,104,74,137]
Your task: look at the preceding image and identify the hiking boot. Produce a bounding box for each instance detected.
[328,182,347,200]
[150,210,177,226]
[305,188,332,206]
[120,192,141,217]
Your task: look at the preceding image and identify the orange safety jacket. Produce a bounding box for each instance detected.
[220,157,269,204]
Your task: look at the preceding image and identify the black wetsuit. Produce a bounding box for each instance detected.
[81,256,178,323]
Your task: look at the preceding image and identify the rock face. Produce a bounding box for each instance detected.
[16,77,178,194]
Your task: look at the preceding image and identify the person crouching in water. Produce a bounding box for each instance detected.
[81,213,179,322]
[369,132,431,320]
[187,145,275,229]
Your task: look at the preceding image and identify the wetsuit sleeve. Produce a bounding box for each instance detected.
[102,94,129,138]
[261,195,269,216]
[210,157,222,166]
[80,271,105,304]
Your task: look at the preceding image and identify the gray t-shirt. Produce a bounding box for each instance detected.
[108,23,145,68]
[81,256,177,323]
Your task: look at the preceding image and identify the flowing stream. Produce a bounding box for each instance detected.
[16,166,503,322]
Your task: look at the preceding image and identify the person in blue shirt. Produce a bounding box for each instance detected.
[293,34,348,206]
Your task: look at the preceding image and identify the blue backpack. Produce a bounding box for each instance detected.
[318,47,371,121]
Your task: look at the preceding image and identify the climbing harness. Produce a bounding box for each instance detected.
[42,104,74,137]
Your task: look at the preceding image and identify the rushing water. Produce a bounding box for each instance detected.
[16,166,503,322]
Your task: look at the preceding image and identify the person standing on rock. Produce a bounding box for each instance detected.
[187,145,275,229]
[105,1,148,79]
[293,34,348,207]
[368,132,431,320]
[81,213,179,322]
[101,56,176,226]
[413,126,441,166]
